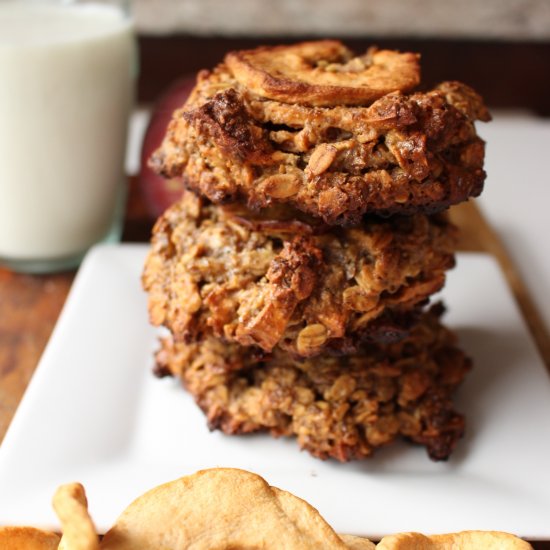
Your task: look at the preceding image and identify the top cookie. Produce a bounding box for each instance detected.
[152,41,490,225]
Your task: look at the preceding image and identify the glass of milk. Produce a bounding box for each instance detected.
[0,0,136,273]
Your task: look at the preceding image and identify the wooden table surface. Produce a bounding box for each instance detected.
[1,181,549,545]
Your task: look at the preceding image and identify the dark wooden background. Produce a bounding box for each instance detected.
[137,36,550,115]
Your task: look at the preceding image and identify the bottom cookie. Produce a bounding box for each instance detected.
[155,304,471,462]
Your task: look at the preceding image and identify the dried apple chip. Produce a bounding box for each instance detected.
[100,468,365,550]
[52,483,99,550]
[225,41,420,106]
[376,530,533,549]
[0,526,60,550]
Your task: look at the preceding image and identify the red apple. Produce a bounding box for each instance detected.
[139,75,195,218]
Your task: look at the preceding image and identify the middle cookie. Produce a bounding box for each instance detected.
[143,192,457,357]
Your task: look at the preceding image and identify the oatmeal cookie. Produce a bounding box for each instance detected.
[143,192,457,357]
[155,304,470,461]
[151,41,490,225]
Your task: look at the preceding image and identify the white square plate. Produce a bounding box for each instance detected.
[1,244,549,538]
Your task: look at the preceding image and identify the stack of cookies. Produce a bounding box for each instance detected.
[143,41,490,462]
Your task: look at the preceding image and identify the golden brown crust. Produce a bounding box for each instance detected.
[142,192,457,357]
[151,48,488,224]
[155,305,471,462]
[225,41,421,107]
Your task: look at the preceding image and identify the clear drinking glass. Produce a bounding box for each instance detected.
[0,0,137,273]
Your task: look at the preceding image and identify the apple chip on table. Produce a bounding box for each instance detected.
[0,468,532,549]
[0,526,60,550]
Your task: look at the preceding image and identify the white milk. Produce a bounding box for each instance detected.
[0,2,135,264]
